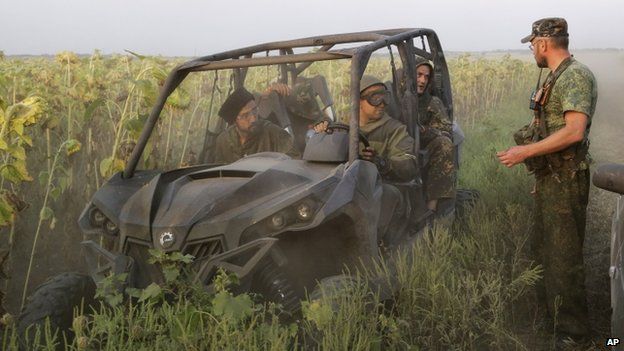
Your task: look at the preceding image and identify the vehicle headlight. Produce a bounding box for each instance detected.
[296,201,315,221]
[89,208,107,226]
[270,213,286,230]
[103,219,119,236]
[87,206,119,236]
[263,197,319,233]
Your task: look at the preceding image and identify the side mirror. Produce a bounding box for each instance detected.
[593,163,624,195]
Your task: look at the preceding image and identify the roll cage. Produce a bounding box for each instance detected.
[123,28,453,178]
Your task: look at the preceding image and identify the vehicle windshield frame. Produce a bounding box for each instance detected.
[123,28,452,178]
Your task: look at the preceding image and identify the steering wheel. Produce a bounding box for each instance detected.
[325,122,370,148]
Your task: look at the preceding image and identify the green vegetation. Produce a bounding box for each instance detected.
[0,52,556,349]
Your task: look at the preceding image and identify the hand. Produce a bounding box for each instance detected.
[497,145,530,168]
[420,126,441,145]
[265,83,291,96]
[313,120,329,133]
[361,146,376,162]
[362,147,390,173]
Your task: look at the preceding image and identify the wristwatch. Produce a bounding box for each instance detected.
[375,157,390,175]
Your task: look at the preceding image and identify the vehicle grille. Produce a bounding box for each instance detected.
[183,238,224,262]
[123,238,224,288]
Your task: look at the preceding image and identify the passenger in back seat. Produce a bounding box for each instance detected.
[413,57,456,213]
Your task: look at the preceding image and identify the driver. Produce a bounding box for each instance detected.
[314,75,417,181]
[314,76,417,244]
[214,87,300,164]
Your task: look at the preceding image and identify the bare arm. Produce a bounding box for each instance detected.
[497,111,587,168]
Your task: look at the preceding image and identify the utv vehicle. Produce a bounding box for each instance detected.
[18,28,473,337]
[593,163,624,347]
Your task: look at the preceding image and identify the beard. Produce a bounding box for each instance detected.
[248,120,263,136]
[535,55,548,68]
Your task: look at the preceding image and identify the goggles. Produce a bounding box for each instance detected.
[361,90,390,107]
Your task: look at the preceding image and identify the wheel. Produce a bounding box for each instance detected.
[251,259,300,315]
[18,272,96,348]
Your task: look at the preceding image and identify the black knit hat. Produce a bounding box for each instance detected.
[218,88,255,123]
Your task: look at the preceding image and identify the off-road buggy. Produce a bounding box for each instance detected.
[593,163,624,346]
[18,28,476,338]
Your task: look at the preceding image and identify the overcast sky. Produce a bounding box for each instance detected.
[2,0,623,56]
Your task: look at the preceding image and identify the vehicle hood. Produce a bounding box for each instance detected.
[118,153,338,248]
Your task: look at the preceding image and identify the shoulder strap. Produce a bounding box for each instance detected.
[551,56,575,83]
[541,57,574,95]
[537,57,575,137]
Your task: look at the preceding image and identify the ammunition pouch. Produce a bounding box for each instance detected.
[541,141,590,174]
[516,136,590,177]
[513,123,547,173]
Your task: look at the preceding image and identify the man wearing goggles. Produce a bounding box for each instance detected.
[413,57,456,213]
[361,89,391,108]
[314,75,417,182]
[315,75,416,242]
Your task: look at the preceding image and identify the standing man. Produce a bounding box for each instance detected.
[214,87,299,164]
[497,18,598,344]
[413,57,456,213]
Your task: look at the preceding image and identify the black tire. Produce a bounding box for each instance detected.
[18,272,96,348]
[252,259,300,315]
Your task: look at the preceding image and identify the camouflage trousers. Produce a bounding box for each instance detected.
[423,135,456,201]
[532,168,590,336]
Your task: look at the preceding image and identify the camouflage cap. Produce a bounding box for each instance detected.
[521,17,569,43]
[414,56,434,70]
[359,75,386,94]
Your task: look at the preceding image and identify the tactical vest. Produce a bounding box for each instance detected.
[513,57,590,175]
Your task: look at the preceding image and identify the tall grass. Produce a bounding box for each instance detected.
[2,91,545,350]
[0,52,548,349]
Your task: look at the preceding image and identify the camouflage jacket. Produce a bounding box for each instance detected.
[417,93,453,145]
[360,114,418,182]
[214,120,300,164]
[542,58,598,169]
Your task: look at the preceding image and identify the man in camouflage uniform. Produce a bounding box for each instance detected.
[315,75,417,181]
[497,18,598,345]
[315,75,417,241]
[413,58,456,212]
[214,87,299,164]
